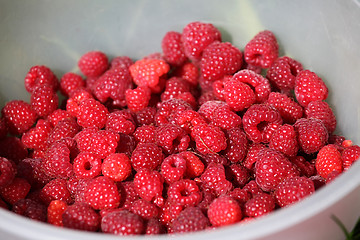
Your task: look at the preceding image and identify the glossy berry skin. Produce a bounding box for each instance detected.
[102,153,132,182]
[0,177,31,205]
[221,78,256,112]
[171,207,210,233]
[24,65,59,93]
[267,92,303,124]
[207,195,242,227]
[167,179,202,207]
[40,178,72,205]
[191,123,227,155]
[155,123,190,154]
[269,124,299,157]
[77,98,108,129]
[125,86,151,112]
[47,200,67,226]
[161,31,187,66]
[342,145,360,170]
[133,169,164,203]
[129,199,159,220]
[244,192,276,217]
[305,100,337,134]
[30,85,59,117]
[160,154,187,184]
[315,144,343,178]
[223,127,249,163]
[62,202,100,232]
[59,72,85,97]
[131,143,164,172]
[73,152,102,179]
[200,162,233,196]
[101,210,144,235]
[78,51,109,78]
[129,59,170,88]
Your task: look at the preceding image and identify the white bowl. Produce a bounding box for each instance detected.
[1,0,360,239]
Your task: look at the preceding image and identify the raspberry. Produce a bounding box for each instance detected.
[47,118,80,147]
[62,202,100,231]
[74,127,98,152]
[133,125,156,144]
[88,130,119,159]
[200,41,243,81]
[92,67,133,107]
[171,206,210,233]
[118,181,140,210]
[17,158,51,189]
[66,88,93,117]
[242,104,283,143]
[167,179,202,207]
[12,198,47,222]
[315,144,343,178]
[131,143,164,172]
[176,109,206,134]
[59,72,85,97]
[179,151,205,179]
[125,86,151,112]
[160,77,193,102]
[161,31,187,66]
[40,178,72,205]
[197,100,226,122]
[134,169,164,203]
[73,152,102,179]
[269,124,299,157]
[21,119,52,151]
[155,98,193,126]
[197,90,219,106]
[0,157,16,188]
[305,100,337,134]
[266,56,303,91]
[244,192,276,218]
[267,92,303,124]
[294,70,329,107]
[208,103,243,130]
[77,98,108,129]
[47,109,72,127]
[105,110,136,135]
[155,124,190,154]
[223,127,249,163]
[226,164,250,188]
[1,100,38,135]
[102,153,132,182]
[84,176,121,210]
[129,199,159,220]
[228,187,251,204]
[0,137,28,163]
[294,118,329,154]
[182,21,221,61]
[116,133,137,157]
[244,30,279,68]
[199,153,228,166]
[145,218,165,235]
[274,176,315,207]
[30,85,59,117]
[173,62,199,86]
[208,195,242,227]
[290,156,316,177]
[342,145,360,170]
[134,106,157,126]
[129,58,170,88]
[255,148,300,192]
[0,178,31,205]
[101,210,144,235]
[0,117,8,140]
[232,69,271,103]
[47,200,67,226]
[24,65,59,93]
[68,178,92,203]
[200,162,233,196]
[191,123,227,155]
[161,154,187,184]
[110,56,133,70]
[78,51,109,78]
[221,78,256,111]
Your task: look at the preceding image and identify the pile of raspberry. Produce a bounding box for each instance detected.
[0,21,359,235]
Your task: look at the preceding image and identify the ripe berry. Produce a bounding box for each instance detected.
[77,98,108,129]
[131,143,164,172]
[73,152,102,179]
[12,198,47,222]
[179,151,205,179]
[30,85,59,117]
[47,200,67,226]
[222,78,256,111]
[155,98,193,126]
[133,169,164,203]
[244,192,276,217]
[101,210,144,235]
[46,118,80,147]
[125,86,151,112]
[171,206,210,233]
[161,154,187,184]
[267,91,303,124]
[129,199,159,220]
[269,124,299,157]
[191,123,227,155]
[223,127,249,163]
[105,110,136,135]
[0,177,31,205]
[167,179,202,207]
[342,145,360,170]
[0,157,16,188]
[208,195,242,226]
[62,202,100,231]
[161,31,187,66]
[59,72,85,97]
[88,130,119,159]
[40,178,72,205]
[24,65,59,93]
[200,162,233,196]
[102,153,132,182]
[78,51,109,78]
[315,144,343,178]
[305,100,336,134]
[155,123,190,154]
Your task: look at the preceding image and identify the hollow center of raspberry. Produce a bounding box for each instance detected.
[84,161,91,171]
[257,121,269,132]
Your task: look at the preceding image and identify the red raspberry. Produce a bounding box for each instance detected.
[131,143,164,172]
[84,176,120,210]
[179,151,205,179]
[161,77,193,102]
[116,133,137,157]
[17,158,51,189]
[221,78,256,111]
[47,109,72,127]
[101,210,144,235]
[67,178,91,203]
[12,198,47,222]
[0,157,16,188]
[294,70,329,107]
[305,100,337,134]
[74,127,98,152]
[77,98,108,129]
[200,162,233,196]
[315,144,343,178]
[176,109,207,134]
[266,56,303,91]
[255,148,300,192]
[125,86,151,112]
[133,169,164,203]
[290,156,316,177]
[244,192,276,217]
[0,117,8,140]
[294,118,329,154]
[133,125,156,144]
[269,124,299,157]
[40,178,72,205]
[62,202,100,231]
[129,199,159,220]
[223,127,249,163]
[102,153,132,182]
[92,67,133,107]
[110,56,133,70]
[161,31,187,66]
[201,41,242,82]
[105,110,136,135]
[159,200,183,226]
[30,85,59,117]
[226,164,250,188]
[145,218,165,235]
[161,154,187,184]
[21,119,52,151]
[244,30,279,68]
[0,178,31,205]
[47,200,67,226]
[78,51,109,78]
[155,124,190,154]
[73,152,102,179]
[182,21,221,62]
[197,100,225,121]
[88,129,119,159]
[173,62,199,86]
[267,92,303,124]
[155,98,193,126]
[228,187,251,204]
[1,100,38,135]
[47,118,80,147]
[66,88,93,117]
[274,176,315,207]
[208,195,242,227]
[205,102,242,130]
[171,206,210,233]
[129,58,170,88]
[24,65,59,93]
[232,69,271,103]
[60,72,85,97]
[134,106,157,126]
[118,181,140,210]
[167,179,202,207]
[199,153,228,166]
[0,136,28,163]
[243,180,263,198]
[242,104,283,143]
[197,90,219,106]
[191,123,227,155]
[342,145,360,170]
